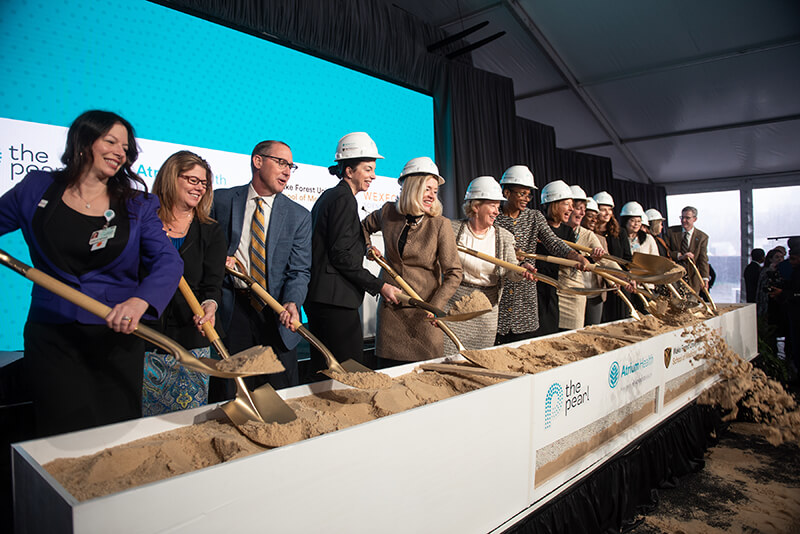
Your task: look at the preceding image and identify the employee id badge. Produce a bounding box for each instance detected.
[89,226,116,251]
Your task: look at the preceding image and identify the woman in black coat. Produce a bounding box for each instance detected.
[144,150,226,414]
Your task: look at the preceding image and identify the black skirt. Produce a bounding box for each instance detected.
[24,321,144,438]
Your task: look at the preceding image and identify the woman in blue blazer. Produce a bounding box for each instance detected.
[0,110,182,437]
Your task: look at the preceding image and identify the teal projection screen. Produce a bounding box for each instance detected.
[0,0,435,350]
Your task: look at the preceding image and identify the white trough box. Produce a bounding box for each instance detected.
[13,304,757,534]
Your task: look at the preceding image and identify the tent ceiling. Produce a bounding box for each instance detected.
[391,0,800,187]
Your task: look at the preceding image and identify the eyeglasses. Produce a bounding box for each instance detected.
[679,215,695,220]
[179,174,209,188]
[259,154,298,172]
[510,190,532,199]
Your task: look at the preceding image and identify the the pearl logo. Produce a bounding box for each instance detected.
[544,382,564,429]
[608,361,620,389]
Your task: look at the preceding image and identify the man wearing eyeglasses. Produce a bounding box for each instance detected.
[209,140,311,397]
[666,206,709,294]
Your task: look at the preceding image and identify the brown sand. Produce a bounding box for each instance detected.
[44,370,495,500]
[631,422,800,534]
[214,345,285,374]
[449,290,492,315]
[320,370,393,389]
[46,304,777,504]
[692,323,800,446]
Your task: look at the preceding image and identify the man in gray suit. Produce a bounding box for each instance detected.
[666,205,710,294]
[210,140,311,394]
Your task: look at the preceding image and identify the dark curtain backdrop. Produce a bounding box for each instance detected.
[154,0,665,217]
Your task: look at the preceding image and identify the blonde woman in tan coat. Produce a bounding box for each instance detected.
[363,157,462,367]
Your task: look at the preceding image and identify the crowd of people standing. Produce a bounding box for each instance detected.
[1,109,743,438]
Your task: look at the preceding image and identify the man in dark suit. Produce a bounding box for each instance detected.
[743,248,765,303]
[667,206,710,294]
[210,140,311,394]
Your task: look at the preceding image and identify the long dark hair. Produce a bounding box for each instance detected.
[57,110,147,202]
[620,215,647,244]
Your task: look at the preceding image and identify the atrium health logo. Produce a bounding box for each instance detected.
[608,361,620,389]
[544,382,564,429]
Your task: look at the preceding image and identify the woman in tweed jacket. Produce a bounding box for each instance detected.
[494,167,586,345]
[363,158,462,366]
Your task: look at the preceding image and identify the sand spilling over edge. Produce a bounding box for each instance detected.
[449,290,492,315]
[215,345,285,374]
[691,323,800,446]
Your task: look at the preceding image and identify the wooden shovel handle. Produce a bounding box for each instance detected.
[564,240,631,266]
[178,278,220,344]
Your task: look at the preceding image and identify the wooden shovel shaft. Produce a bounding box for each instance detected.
[368,249,467,352]
[0,250,247,378]
[177,277,265,421]
[565,240,631,267]
[686,257,717,312]
[225,263,346,373]
[457,245,560,289]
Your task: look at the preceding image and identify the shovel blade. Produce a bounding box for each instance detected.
[339,359,375,373]
[222,382,297,425]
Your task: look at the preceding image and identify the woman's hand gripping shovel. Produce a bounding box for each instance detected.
[225,259,392,389]
[177,278,296,425]
[0,248,269,381]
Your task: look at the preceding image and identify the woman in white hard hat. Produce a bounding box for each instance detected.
[305,132,402,379]
[645,208,670,257]
[534,180,590,336]
[620,201,658,256]
[592,191,632,322]
[444,176,536,353]
[581,197,607,325]
[362,157,462,367]
[556,185,612,330]
[494,166,586,345]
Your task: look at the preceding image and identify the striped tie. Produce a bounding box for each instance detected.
[680,231,690,254]
[250,197,267,311]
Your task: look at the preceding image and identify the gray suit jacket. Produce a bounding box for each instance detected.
[211,184,311,349]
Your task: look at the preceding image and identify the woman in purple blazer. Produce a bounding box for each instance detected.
[0,110,182,437]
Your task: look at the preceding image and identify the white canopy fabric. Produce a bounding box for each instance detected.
[393,0,800,189]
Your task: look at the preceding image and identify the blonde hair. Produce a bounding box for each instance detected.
[153,151,214,225]
[462,199,485,219]
[396,174,442,217]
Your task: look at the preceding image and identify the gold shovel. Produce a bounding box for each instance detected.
[225,261,392,389]
[564,241,685,282]
[177,278,296,425]
[0,249,261,380]
[686,257,718,313]
[366,248,472,357]
[456,245,616,297]
[395,292,490,322]
[515,251,652,319]
[517,250,685,285]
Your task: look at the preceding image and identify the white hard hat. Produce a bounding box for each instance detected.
[593,191,614,207]
[540,180,573,204]
[399,156,444,185]
[464,176,505,201]
[620,201,646,218]
[334,132,383,161]
[569,185,588,201]
[645,208,664,221]
[500,165,537,189]
[586,197,599,212]
[641,212,650,226]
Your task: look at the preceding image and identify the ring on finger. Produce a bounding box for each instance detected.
[122,316,132,322]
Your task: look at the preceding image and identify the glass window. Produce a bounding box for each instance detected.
[667,191,741,303]
[753,185,800,258]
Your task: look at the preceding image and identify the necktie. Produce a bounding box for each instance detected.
[680,231,689,254]
[250,198,267,310]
